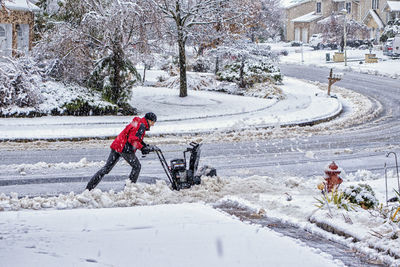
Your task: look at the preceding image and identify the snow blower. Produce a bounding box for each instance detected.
[153,142,215,190]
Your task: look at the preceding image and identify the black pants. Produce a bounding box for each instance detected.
[86,149,141,190]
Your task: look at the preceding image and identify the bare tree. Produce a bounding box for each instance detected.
[317,14,369,49]
[238,0,283,42]
[151,0,241,97]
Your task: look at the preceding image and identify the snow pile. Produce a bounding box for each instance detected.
[346,169,381,181]
[0,175,279,211]
[0,158,104,176]
[310,205,400,265]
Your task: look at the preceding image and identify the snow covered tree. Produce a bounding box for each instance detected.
[240,0,283,42]
[317,15,369,49]
[35,0,158,106]
[151,0,243,97]
[0,57,42,116]
[207,44,281,88]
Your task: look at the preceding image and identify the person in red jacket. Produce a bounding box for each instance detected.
[86,112,157,191]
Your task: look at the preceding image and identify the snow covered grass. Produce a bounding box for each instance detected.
[0,76,345,140]
[1,169,400,265]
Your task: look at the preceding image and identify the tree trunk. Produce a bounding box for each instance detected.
[215,57,219,74]
[178,30,187,97]
[111,41,124,104]
[239,59,246,88]
[142,63,147,83]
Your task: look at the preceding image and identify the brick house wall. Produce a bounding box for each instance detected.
[0,5,36,56]
[284,0,315,41]
[285,0,397,43]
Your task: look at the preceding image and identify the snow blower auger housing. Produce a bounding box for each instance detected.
[154,142,208,190]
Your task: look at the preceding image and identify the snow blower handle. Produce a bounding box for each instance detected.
[154,147,178,190]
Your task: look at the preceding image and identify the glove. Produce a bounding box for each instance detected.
[141,145,151,155]
[141,144,156,155]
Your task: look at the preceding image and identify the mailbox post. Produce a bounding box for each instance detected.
[327,68,342,96]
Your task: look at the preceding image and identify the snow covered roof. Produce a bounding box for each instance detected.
[363,9,385,29]
[386,1,400,12]
[292,12,323,23]
[2,0,41,12]
[281,0,311,9]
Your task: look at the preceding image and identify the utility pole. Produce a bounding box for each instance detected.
[342,9,348,67]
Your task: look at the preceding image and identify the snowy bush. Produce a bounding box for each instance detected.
[61,97,117,116]
[159,73,284,100]
[40,81,118,116]
[343,184,378,209]
[0,57,43,117]
[315,190,355,211]
[217,60,282,88]
[0,57,118,117]
[190,56,213,73]
[380,18,400,42]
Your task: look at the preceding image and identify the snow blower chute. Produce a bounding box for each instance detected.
[153,142,215,190]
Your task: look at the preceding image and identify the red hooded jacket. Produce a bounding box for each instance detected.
[110,117,149,153]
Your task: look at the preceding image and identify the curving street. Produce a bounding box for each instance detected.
[0,65,399,198]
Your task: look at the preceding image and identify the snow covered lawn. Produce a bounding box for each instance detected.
[0,203,343,267]
[0,77,341,140]
[267,42,400,79]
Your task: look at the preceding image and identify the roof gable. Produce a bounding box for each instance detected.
[2,0,40,12]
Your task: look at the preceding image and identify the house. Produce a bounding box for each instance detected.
[0,0,40,57]
[384,1,400,21]
[283,0,400,43]
[282,0,315,42]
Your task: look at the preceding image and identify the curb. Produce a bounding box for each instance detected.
[0,102,342,143]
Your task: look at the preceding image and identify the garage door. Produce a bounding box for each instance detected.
[295,28,300,42]
[302,28,308,43]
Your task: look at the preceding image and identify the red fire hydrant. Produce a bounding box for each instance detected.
[323,161,343,192]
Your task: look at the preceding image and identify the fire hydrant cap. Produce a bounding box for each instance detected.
[325,161,341,174]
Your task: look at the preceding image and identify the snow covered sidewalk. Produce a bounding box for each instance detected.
[0,202,343,267]
[0,77,341,141]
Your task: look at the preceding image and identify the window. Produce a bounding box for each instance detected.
[338,2,344,11]
[316,2,321,13]
[346,2,351,14]
[0,26,5,37]
[372,0,379,10]
[17,25,22,37]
